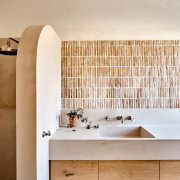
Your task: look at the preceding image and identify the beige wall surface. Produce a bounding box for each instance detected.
[0,0,180,40]
[16,26,44,180]
[0,39,17,108]
[16,25,61,180]
[0,39,17,180]
[0,108,16,180]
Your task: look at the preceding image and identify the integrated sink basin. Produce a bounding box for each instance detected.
[99,125,155,138]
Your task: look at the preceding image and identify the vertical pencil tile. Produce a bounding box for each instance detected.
[61,40,180,109]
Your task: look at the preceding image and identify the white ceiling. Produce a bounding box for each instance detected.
[0,0,180,40]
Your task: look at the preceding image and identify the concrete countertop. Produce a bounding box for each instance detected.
[49,125,180,160]
[50,125,180,140]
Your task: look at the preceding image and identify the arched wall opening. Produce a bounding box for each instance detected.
[16,25,61,180]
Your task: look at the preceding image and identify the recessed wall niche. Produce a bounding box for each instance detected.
[61,40,180,109]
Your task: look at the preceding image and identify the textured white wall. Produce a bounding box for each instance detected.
[0,0,180,40]
[37,25,61,180]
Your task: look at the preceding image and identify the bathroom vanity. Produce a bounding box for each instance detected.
[50,160,180,180]
[49,124,180,180]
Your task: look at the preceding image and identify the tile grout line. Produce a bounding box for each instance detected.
[61,40,180,109]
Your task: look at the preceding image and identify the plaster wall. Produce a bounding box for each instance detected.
[0,0,180,40]
[0,39,17,180]
[36,26,61,180]
[0,39,16,108]
[16,25,61,180]
[16,26,44,180]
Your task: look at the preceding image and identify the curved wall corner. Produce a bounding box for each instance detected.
[16,25,61,180]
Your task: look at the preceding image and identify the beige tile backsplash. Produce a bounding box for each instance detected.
[61,40,180,109]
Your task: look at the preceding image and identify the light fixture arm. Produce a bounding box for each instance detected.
[9,37,19,44]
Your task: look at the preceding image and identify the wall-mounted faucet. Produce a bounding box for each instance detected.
[116,116,134,123]
[117,116,123,123]
[117,116,123,120]
[121,116,134,124]
[105,115,133,123]
[42,130,51,137]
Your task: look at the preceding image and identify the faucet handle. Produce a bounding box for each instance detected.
[42,130,51,137]
[93,124,99,129]
[117,116,123,121]
[86,120,92,129]
[105,116,110,121]
[125,116,134,122]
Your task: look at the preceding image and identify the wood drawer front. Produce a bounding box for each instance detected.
[50,160,98,180]
[99,160,159,180]
[160,160,180,180]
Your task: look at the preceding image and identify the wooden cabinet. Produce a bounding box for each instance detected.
[160,161,180,180]
[50,160,180,180]
[99,160,159,180]
[50,160,98,180]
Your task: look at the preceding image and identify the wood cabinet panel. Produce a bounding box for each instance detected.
[160,160,180,180]
[50,160,98,180]
[51,160,180,180]
[99,160,159,180]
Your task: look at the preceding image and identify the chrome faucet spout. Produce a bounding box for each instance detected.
[121,116,134,124]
